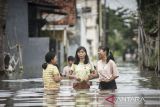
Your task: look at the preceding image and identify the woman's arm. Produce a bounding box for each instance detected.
[88,70,99,80]
[101,75,118,82]
[87,64,99,80]
[68,70,74,79]
[68,70,81,81]
[53,74,62,82]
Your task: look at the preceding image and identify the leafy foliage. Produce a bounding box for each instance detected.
[102,7,138,56]
[137,0,160,32]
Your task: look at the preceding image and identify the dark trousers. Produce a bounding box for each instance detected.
[99,80,117,90]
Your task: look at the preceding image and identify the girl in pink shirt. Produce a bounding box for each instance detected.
[96,46,119,90]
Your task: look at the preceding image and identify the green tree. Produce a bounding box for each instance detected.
[102,7,138,56]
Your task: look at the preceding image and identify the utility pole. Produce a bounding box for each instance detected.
[63,27,67,62]
[98,0,102,45]
[103,0,106,46]
[80,11,87,47]
[103,0,109,47]
[105,0,109,46]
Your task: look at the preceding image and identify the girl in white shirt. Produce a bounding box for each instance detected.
[62,56,74,77]
[69,46,95,89]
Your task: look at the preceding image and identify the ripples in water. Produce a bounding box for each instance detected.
[0,62,160,107]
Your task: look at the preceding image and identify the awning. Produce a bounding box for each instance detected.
[41,25,68,31]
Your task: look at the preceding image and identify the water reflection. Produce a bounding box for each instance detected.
[0,62,160,107]
[43,89,116,107]
[139,71,160,89]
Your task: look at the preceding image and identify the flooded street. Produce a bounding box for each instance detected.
[0,62,160,107]
[0,0,159,106]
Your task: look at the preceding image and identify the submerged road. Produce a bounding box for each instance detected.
[0,62,160,107]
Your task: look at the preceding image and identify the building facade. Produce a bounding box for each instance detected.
[1,0,76,77]
[69,0,100,62]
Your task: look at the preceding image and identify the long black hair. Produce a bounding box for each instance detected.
[98,46,115,63]
[74,46,89,64]
[42,51,56,69]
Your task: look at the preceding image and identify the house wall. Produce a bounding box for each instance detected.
[6,0,49,78]
[67,19,80,57]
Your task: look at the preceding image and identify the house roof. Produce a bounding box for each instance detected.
[28,0,76,25]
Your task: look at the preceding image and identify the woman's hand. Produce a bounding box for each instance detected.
[88,75,93,80]
[88,71,99,80]
[76,77,81,82]
[100,75,118,82]
[68,75,81,81]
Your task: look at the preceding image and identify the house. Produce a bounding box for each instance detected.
[1,0,76,77]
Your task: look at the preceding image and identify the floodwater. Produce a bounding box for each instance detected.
[0,62,160,107]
